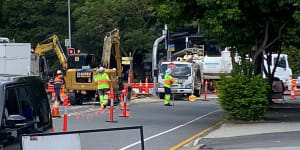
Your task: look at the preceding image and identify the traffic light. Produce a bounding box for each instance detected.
[76,49,81,54]
[68,48,75,54]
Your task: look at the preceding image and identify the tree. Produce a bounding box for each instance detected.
[152,0,299,83]
[72,0,160,58]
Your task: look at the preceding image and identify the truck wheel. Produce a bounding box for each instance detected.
[159,93,164,99]
[194,88,201,97]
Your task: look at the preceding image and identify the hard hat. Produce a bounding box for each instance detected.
[57,70,62,75]
[98,67,104,73]
[166,69,172,74]
[188,95,197,102]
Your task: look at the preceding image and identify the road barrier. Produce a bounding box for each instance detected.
[21,126,145,150]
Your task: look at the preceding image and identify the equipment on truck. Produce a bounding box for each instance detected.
[32,34,99,105]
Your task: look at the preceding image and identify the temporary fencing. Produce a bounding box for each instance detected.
[21,126,145,150]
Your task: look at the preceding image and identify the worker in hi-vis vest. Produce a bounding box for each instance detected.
[94,67,110,109]
[54,70,64,104]
[163,68,178,106]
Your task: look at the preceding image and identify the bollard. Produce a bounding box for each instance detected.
[139,80,143,94]
[63,104,68,132]
[145,77,149,94]
[106,82,117,123]
[204,81,207,101]
[120,89,129,117]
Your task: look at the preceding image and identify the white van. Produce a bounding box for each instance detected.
[263,54,292,89]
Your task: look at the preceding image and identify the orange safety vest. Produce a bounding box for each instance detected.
[54,75,63,84]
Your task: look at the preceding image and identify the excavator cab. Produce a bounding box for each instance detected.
[68,54,97,69]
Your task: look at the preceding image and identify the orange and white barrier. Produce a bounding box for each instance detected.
[291,86,296,99]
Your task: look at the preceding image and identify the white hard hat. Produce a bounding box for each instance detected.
[57,70,62,74]
[166,69,172,74]
[98,67,104,73]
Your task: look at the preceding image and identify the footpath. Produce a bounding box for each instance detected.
[179,95,300,150]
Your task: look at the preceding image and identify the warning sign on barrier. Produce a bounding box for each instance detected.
[22,134,81,150]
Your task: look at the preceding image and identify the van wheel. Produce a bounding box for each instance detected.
[159,93,164,99]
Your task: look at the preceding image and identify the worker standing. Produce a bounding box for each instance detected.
[94,67,110,109]
[164,69,178,106]
[54,70,64,104]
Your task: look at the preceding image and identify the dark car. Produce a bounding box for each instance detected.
[0,75,52,144]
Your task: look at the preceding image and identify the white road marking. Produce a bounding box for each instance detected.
[119,109,221,150]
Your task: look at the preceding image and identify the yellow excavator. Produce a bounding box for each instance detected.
[33,34,99,104]
[33,29,123,105]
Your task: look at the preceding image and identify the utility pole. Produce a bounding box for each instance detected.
[68,0,71,48]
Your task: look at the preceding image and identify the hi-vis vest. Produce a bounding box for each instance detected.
[54,75,63,85]
[164,74,175,88]
[94,73,110,89]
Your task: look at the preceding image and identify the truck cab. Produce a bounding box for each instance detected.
[0,75,52,145]
[158,61,202,99]
[263,54,292,89]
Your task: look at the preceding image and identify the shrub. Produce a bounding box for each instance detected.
[216,75,269,121]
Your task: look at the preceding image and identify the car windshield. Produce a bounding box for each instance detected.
[68,54,97,69]
[161,64,191,76]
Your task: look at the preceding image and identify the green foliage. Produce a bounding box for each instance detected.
[216,75,270,121]
[232,59,255,77]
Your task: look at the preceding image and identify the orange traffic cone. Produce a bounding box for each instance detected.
[290,87,295,99]
[51,101,61,117]
[63,95,71,106]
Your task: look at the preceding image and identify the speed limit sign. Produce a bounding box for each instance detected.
[168,62,176,71]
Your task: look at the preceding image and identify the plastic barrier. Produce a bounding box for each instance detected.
[21,126,145,150]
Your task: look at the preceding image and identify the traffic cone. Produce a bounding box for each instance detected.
[63,95,71,106]
[51,101,61,117]
[290,87,295,99]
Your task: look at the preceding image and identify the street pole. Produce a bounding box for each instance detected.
[68,0,71,48]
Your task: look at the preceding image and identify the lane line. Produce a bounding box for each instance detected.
[119,109,221,150]
[169,120,224,150]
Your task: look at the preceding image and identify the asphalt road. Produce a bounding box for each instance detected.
[4,96,223,150]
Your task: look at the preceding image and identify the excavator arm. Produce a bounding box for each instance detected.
[34,35,68,70]
[101,28,122,78]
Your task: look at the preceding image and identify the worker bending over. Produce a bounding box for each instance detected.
[94,67,110,109]
[164,69,178,106]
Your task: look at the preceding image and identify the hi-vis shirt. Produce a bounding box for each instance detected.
[163,74,176,88]
[94,73,110,89]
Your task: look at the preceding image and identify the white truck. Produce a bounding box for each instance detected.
[263,54,292,89]
[157,46,233,98]
[0,42,38,76]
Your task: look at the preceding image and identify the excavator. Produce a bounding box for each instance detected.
[32,29,123,105]
[33,34,99,105]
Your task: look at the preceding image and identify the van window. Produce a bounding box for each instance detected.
[15,87,34,120]
[5,88,20,115]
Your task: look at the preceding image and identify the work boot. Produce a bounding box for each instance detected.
[164,103,172,106]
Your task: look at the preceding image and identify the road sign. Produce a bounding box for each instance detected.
[65,39,70,47]
[168,62,176,71]
[122,57,133,61]
[168,44,175,51]
[122,57,133,65]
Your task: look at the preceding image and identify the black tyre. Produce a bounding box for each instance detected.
[159,93,164,99]
[67,92,77,105]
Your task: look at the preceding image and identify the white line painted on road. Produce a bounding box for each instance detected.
[119,109,221,150]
